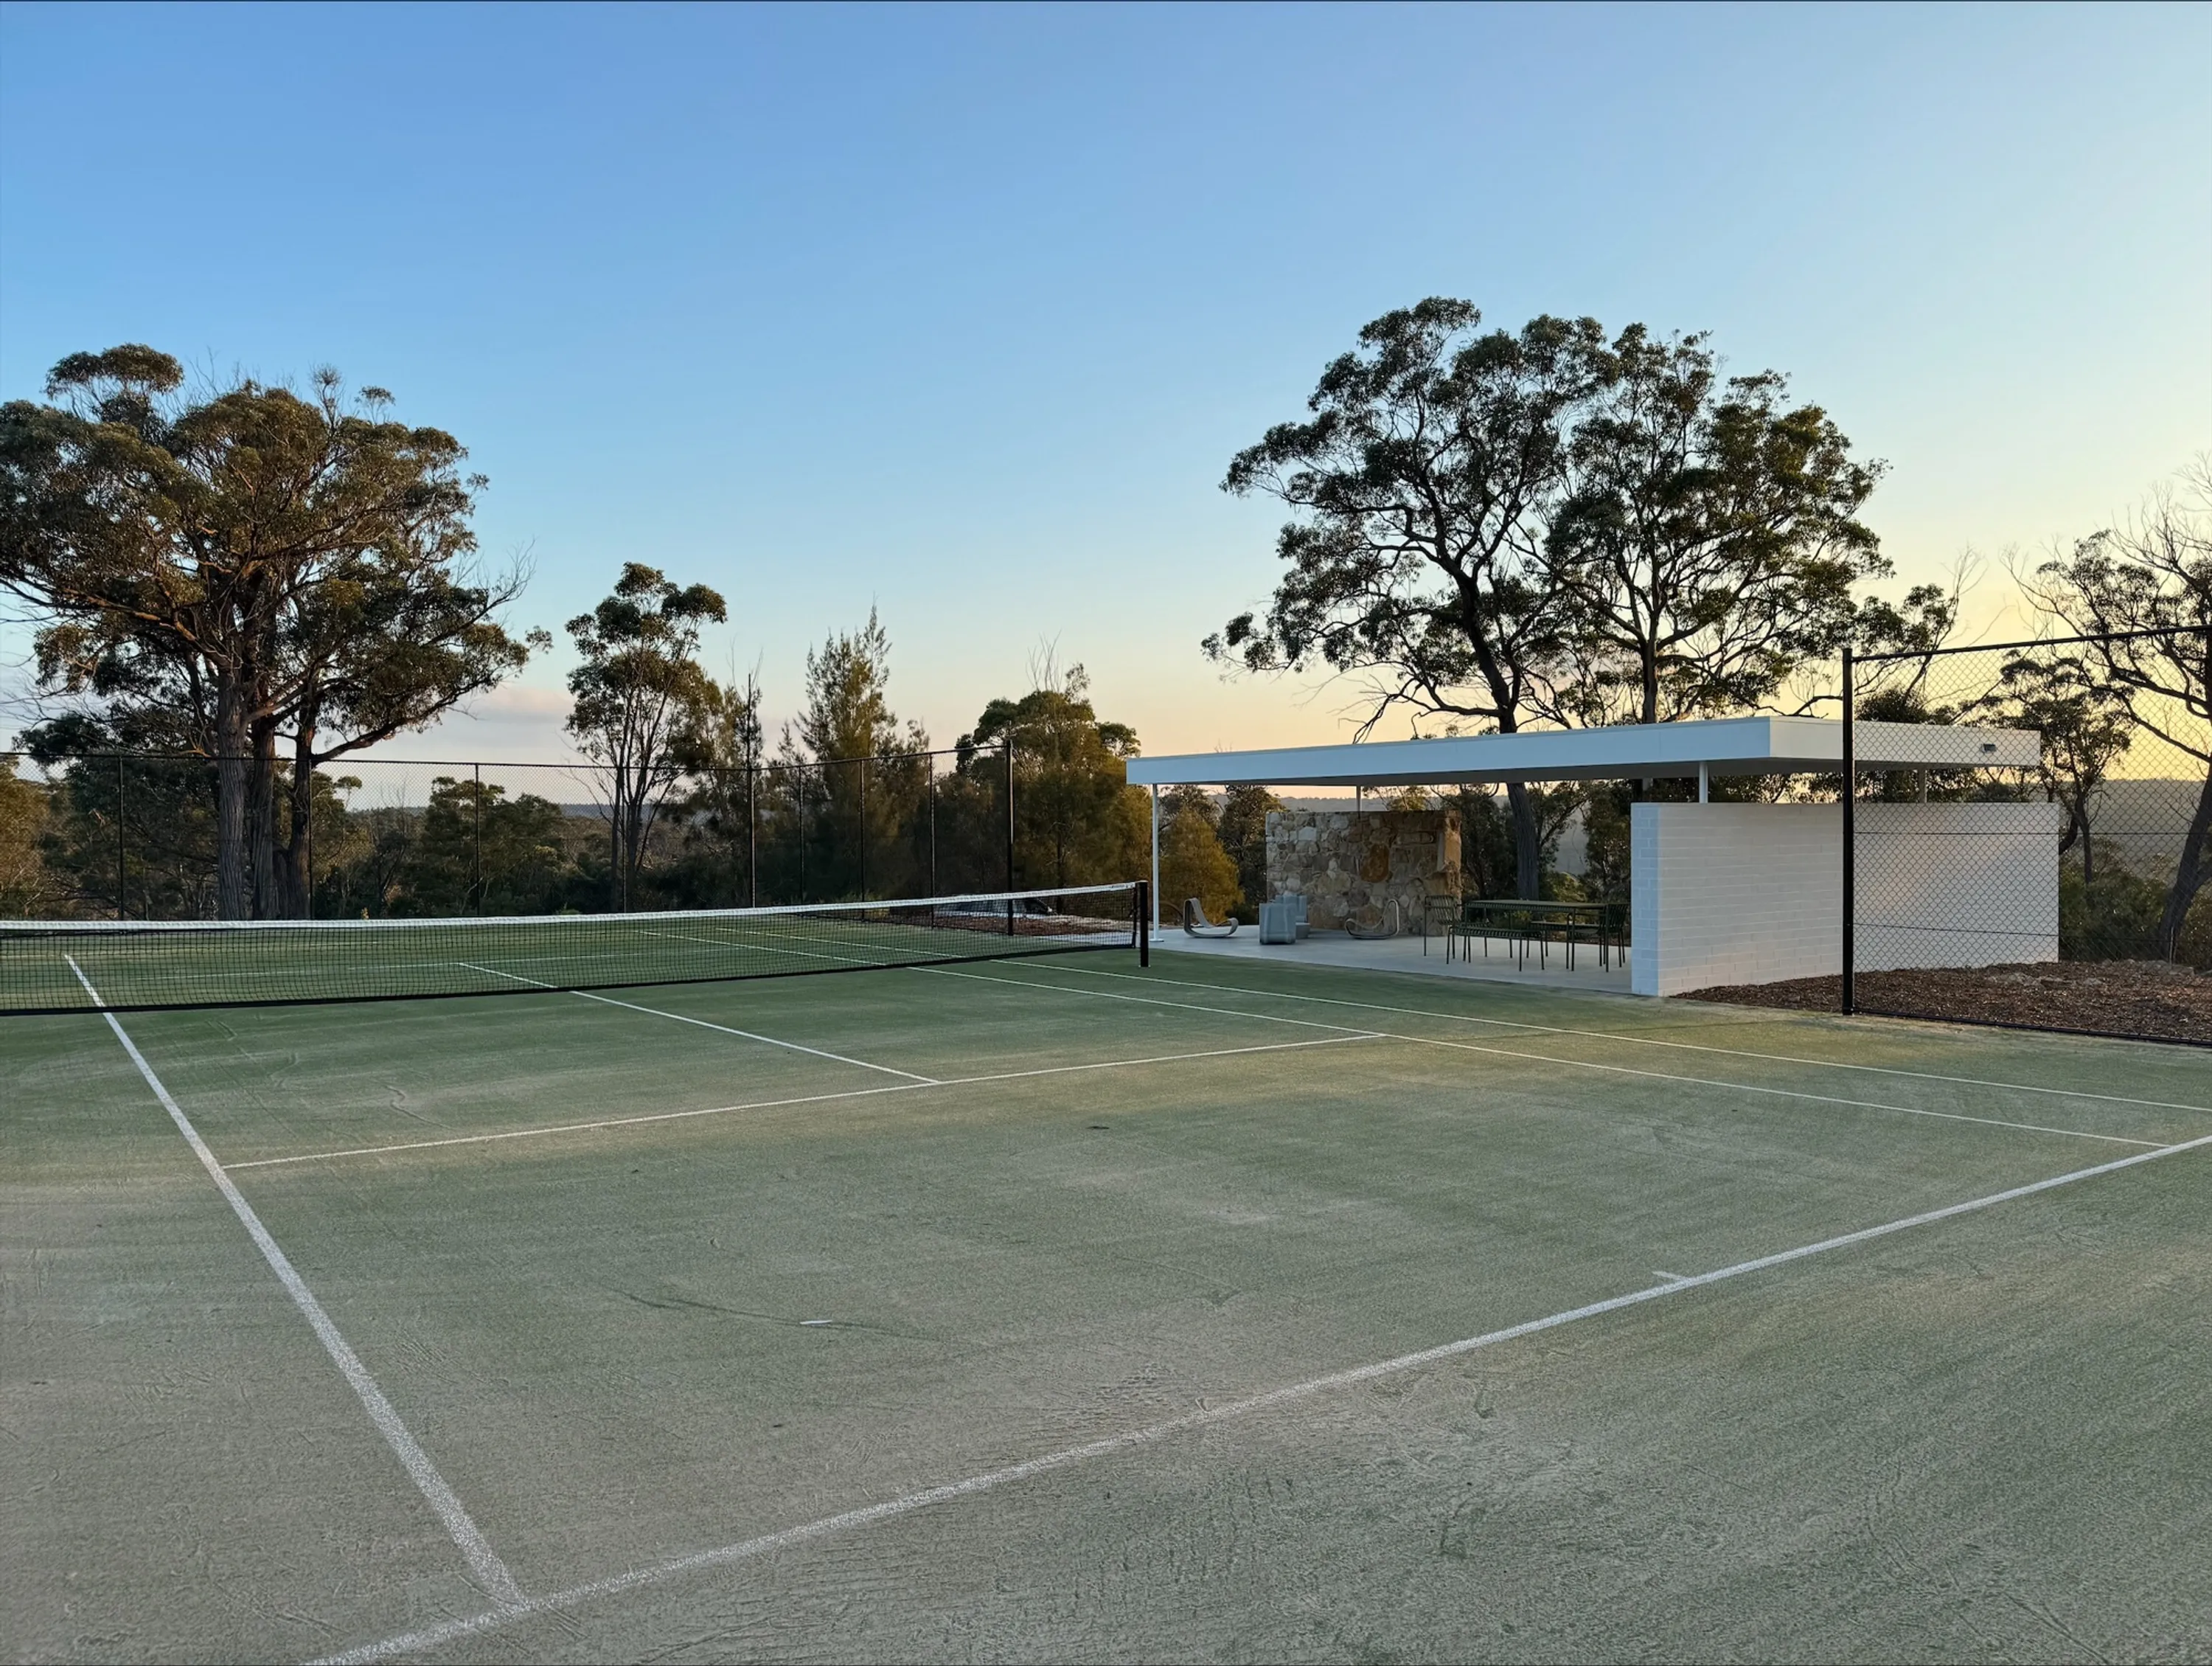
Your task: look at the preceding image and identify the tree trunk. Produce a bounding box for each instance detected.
[2158,763,2212,958]
[214,679,251,920]
[246,718,282,919]
[1505,780,1541,898]
[280,723,318,919]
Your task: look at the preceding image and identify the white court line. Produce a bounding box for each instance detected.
[316,1123,2212,1666]
[223,1035,1379,1170]
[455,962,937,1084]
[919,963,1367,1034]
[953,966,2163,1148]
[64,959,525,1613]
[1062,963,2212,1117]
[641,927,880,968]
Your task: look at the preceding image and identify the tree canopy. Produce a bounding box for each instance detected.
[1,345,540,917]
[566,562,727,909]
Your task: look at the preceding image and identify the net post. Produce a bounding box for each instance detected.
[1841,645,1856,1016]
[1136,880,1150,967]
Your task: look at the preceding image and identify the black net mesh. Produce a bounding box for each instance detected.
[1848,628,2212,1042]
[1,883,1142,1016]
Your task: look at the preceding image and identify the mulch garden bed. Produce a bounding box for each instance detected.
[1679,959,2212,1047]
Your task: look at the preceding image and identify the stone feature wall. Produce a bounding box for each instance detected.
[1265,808,1462,931]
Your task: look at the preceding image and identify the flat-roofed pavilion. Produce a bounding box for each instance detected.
[1127,715,2053,996]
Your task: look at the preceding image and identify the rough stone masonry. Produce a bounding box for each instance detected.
[1265,808,1463,931]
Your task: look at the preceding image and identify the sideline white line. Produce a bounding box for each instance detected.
[64,959,524,1613]
[956,967,2161,1148]
[316,1124,2212,1666]
[223,1034,1379,1170]
[919,963,1360,1034]
[455,962,938,1083]
[1060,964,2212,1117]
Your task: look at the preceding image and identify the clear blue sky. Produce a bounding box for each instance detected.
[3,1,2206,760]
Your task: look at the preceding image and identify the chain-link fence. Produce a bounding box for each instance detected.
[0,739,1153,923]
[1843,626,2212,1044]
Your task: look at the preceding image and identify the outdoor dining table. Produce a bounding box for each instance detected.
[1427,898,1624,971]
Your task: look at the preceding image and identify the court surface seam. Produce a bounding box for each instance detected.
[456,961,938,1083]
[63,959,527,1614]
[314,1123,2212,1666]
[1060,962,2212,1116]
[220,1033,1381,1170]
[959,966,2165,1148]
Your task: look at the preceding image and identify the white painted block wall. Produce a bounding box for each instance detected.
[1630,802,2062,997]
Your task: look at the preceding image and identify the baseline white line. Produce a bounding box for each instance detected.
[952,966,2159,1148]
[64,959,525,1613]
[316,1124,2212,1666]
[455,962,937,1083]
[223,1035,1379,1170]
[1061,963,2212,1117]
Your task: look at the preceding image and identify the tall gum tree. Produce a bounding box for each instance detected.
[1545,328,1888,725]
[2024,461,2212,954]
[0,346,540,917]
[566,563,728,909]
[1209,300,1609,898]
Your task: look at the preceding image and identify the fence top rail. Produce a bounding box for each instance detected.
[0,742,1034,771]
[1854,624,2210,666]
[0,881,1137,935]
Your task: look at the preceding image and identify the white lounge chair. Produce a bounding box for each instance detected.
[1183,898,1239,937]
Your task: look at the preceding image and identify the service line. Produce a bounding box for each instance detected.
[961,965,2164,1148]
[456,961,938,1082]
[224,1033,1380,1170]
[316,1123,2212,1666]
[1060,962,2212,1117]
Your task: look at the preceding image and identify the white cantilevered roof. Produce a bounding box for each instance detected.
[1125,715,2039,789]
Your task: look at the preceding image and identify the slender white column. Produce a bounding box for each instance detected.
[1150,784,1161,928]
[1698,761,1708,803]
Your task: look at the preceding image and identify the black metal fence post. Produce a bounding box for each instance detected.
[928,755,938,898]
[473,761,484,914]
[747,763,757,908]
[1840,645,1856,1016]
[116,754,126,920]
[858,754,868,903]
[1004,740,1017,934]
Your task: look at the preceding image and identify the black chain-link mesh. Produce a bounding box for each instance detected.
[1847,628,2212,1042]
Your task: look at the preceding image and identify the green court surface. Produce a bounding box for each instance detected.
[5,948,2209,1663]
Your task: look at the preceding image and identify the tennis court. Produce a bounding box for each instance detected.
[7,890,2210,1663]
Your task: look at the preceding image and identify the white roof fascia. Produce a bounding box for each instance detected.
[1124,715,2039,788]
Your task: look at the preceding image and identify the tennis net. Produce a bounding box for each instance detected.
[1,882,1149,1016]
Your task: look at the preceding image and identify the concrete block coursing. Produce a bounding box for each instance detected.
[1265,808,1461,931]
[1629,801,2062,996]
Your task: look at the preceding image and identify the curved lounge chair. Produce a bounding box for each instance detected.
[1183,898,1239,938]
[1344,898,1402,941]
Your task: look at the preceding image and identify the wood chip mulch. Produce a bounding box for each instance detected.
[1677,960,2212,1046]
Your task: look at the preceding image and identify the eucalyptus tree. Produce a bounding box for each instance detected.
[1209,299,1610,896]
[1,346,539,917]
[1544,328,1888,726]
[565,563,728,909]
[2024,462,2212,952]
